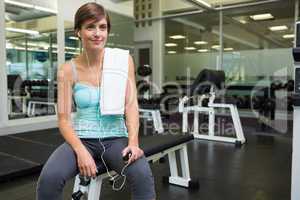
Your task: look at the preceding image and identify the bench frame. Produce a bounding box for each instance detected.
[179,92,246,145]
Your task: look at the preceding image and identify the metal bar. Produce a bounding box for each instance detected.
[218,4,223,70]
[214,0,282,11]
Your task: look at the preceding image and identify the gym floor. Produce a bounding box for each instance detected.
[0,117,292,200]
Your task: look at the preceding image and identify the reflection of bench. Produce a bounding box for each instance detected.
[72,134,198,200]
[27,100,57,116]
[8,95,28,115]
[139,108,164,133]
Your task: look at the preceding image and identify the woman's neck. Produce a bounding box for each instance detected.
[82,48,105,68]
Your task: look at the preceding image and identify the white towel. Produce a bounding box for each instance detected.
[100,48,129,115]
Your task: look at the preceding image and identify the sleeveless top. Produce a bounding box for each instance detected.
[70,59,128,139]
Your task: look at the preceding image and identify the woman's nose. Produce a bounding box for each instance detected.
[93,28,101,37]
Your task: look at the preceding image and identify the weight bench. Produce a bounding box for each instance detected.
[179,69,246,146]
[72,134,198,200]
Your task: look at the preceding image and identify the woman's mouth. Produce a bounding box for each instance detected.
[93,40,101,44]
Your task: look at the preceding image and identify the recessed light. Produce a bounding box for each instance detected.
[211,45,220,49]
[184,47,196,50]
[283,34,294,39]
[198,49,209,52]
[168,51,176,54]
[269,25,288,31]
[6,27,39,35]
[5,0,57,13]
[194,0,212,8]
[165,43,178,47]
[194,41,208,45]
[170,35,186,39]
[250,13,274,21]
[239,20,247,24]
[5,0,32,8]
[69,36,79,40]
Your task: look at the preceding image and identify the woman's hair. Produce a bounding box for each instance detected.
[74,2,111,34]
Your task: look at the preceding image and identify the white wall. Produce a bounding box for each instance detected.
[134,0,164,93]
[0,0,8,128]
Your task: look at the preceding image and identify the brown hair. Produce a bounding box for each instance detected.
[74,2,111,34]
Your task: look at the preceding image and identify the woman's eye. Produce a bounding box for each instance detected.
[100,26,107,30]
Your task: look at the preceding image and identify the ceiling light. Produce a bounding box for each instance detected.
[168,51,176,54]
[239,20,247,24]
[170,35,186,39]
[5,0,32,8]
[69,36,79,40]
[194,41,207,45]
[198,49,209,52]
[6,27,39,35]
[65,47,77,50]
[250,13,274,21]
[165,43,178,47]
[283,34,294,39]
[211,45,220,49]
[34,6,57,14]
[224,48,234,51]
[184,47,196,50]
[193,0,212,8]
[5,0,57,14]
[269,25,288,31]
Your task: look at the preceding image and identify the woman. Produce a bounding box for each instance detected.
[36,2,156,200]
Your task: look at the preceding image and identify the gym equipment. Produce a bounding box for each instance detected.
[291,21,300,200]
[137,65,164,133]
[72,134,198,200]
[179,69,246,146]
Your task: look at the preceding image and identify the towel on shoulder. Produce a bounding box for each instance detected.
[100,47,129,115]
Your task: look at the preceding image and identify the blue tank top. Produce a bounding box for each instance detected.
[70,60,128,139]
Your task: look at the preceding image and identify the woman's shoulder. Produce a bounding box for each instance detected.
[57,60,76,81]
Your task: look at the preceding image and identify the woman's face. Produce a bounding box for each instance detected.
[79,17,108,50]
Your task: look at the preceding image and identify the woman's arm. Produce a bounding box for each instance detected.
[57,63,97,177]
[123,55,144,163]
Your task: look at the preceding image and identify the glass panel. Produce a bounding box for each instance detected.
[5,1,57,119]
[222,1,295,133]
[163,11,220,84]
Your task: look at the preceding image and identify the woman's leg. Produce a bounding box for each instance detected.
[36,143,79,200]
[102,137,156,200]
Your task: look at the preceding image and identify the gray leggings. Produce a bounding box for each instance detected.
[36,137,155,200]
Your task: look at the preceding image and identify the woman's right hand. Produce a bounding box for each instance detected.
[74,146,98,178]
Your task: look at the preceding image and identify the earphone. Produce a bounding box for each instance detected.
[97,138,130,191]
[83,48,130,191]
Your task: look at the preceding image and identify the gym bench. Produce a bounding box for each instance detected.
[72,134,198,200]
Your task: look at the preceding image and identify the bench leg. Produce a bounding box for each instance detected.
[72,175,102,200]
[87,176,102,200]
[182,111,188,133]
[167,144,191,187]
[230,105,246,143]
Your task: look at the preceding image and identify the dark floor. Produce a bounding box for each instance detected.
[0,117,293,200]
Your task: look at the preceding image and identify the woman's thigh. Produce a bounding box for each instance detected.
[102,138,156,199]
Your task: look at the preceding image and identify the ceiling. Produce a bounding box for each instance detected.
[164,0,296,54]
[4,0,297,54]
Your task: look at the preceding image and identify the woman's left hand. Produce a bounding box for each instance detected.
[122,145,144,164]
